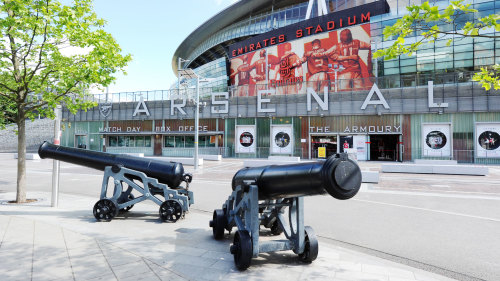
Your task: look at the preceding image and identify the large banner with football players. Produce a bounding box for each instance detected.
[229,24,373,96]
[476,123,500,158]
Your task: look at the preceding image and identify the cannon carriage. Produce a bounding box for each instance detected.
[38,142,193,222]
[210,153,362,270]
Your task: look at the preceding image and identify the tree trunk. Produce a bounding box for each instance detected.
[16,117,26,203]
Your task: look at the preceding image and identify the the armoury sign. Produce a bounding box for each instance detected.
[309,125,401,134]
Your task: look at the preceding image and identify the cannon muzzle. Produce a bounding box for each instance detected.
[38,142,188,187]
[231,153,361,200]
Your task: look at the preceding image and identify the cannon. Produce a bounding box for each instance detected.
[38,142,193,222]
[209,153,361,270]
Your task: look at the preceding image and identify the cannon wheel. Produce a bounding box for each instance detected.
[298,226,319,263]
[230,230,252,271]
[119,193,135,212]
[159,199,183,222]
[210,209,226,240]
[270,220,283,235]
[93,199,119,222]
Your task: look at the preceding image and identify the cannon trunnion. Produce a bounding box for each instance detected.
[38,142,193,222]
[210,153,361,270]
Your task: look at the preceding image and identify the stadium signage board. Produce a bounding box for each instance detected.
[228,0,390,58]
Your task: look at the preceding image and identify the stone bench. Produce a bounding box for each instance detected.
[151,157,204,166]
[200,155,222,161]
[267,156,301,162]
[382,163,488,176]
[120,153,145,157]
[14,153,41,160]
[414,159,458,165]
[362,171,379,183]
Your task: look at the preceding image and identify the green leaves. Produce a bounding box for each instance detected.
[375,0,499,92]
[473,65,500,91]
[0,0,131,127]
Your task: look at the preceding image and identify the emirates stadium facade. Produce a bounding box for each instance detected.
[61,0,500,163]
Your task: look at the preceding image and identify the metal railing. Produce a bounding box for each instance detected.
[86,71,488,103]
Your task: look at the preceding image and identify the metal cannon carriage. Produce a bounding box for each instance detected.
[38,142,193,222]
[210,153,361,270]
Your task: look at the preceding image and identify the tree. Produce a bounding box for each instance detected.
[374,0,500,91]
[0,0,131,203]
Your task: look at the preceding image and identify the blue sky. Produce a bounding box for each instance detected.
[92,0,238,93]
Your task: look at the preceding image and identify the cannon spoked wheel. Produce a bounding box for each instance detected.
[298,226,319,263]
[93,199,119,222]
[230,230,252,270]
[119,193,135,212]
[210,209,227,240]
[159,199,183,222]
[270,220,283,235]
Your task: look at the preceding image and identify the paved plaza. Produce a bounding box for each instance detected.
[0,191,456,281]
[1,153,499,280]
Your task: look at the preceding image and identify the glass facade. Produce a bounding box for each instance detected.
[108,136,152,148]
[163,135,216,148]
[177,0,499,92]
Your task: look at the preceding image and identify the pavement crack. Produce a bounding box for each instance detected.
[61,228,77,281]
[96,239,119,281]
[0,216,12,249]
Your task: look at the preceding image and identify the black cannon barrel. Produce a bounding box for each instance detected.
[232,153,361,200]
[38,142,187,187]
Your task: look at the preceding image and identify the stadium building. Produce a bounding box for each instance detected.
[61,0,500,163]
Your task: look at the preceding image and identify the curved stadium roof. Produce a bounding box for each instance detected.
[172,0,304,75]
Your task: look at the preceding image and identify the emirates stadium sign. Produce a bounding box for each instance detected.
[228,0,389,95]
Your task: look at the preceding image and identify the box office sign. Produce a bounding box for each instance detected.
[236,125,256,153]
[271,125,293,154]
[476,123,500,158]
[422,123,452,157]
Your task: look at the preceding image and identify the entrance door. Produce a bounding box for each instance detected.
[311,136,337,158]
[154,135,162,156]
[75,135,87,149]
[369,134,399,161]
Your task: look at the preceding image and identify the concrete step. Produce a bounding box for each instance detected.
[382,163,488,176]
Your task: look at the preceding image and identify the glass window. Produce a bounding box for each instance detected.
[164,136,175,147]
[384,67,400,75]
[436,61,453,70]
[185,136,194,148]
[475,50,494,59]
[417,63,434,72]
[454,52,473,60]
[475,57,495,66]
[125,136,135,147]
[118,136,125,147]
[208,135,216,147]
[109,136,117,147]
[400,58,416,66]
[136,136,144,147]
[384,60,399,68]
[145,136,151,147]
[175,136,185,148]
[400,65,417,73]
[454,59,473,68]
